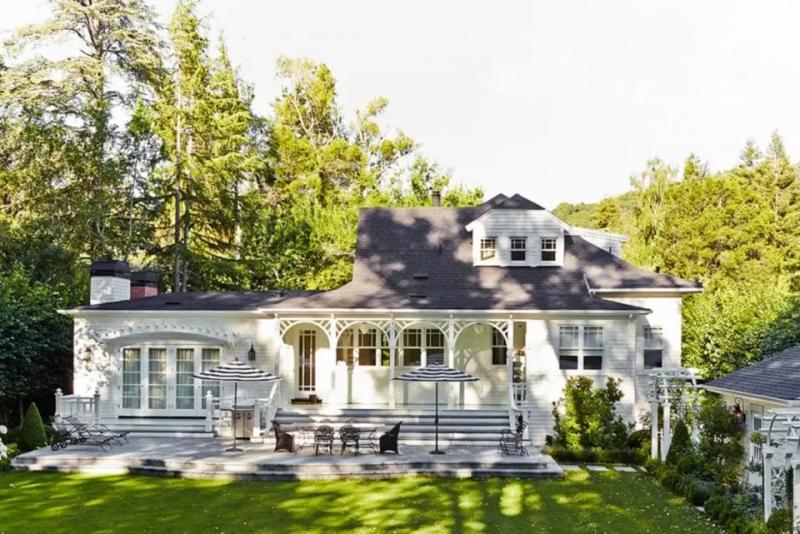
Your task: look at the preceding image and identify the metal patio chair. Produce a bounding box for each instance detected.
[499,414,528,456]
[339,424,360,455]
[314,425,335,455]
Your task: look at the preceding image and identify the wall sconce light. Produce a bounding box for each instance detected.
[733,397,746,426]
[247,343,256,362]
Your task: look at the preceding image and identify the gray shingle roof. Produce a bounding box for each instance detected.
[72,194,700,312]
[705,346,800,401]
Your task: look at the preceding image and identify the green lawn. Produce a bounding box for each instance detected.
[0,470,718,533]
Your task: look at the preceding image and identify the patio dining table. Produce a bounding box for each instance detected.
[282,423,382,453]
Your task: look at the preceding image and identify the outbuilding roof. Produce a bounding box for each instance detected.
[704,346,800,402]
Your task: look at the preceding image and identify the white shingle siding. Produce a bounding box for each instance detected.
[524,316,638,444]
[469,210,566,267]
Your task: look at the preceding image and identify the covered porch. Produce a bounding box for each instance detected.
[275,313,529,413]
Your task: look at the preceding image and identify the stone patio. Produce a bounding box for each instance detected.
[13,437,563,480]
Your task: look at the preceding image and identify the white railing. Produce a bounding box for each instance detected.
[509,382,531,440]
[54,388,100,425]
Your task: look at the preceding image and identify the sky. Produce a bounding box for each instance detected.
[3,0,800,209]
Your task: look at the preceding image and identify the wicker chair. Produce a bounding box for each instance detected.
[339,424,360,455]
[379,422,402,454]
[271,421,295,453]
[498,414,528,456]
[314,425,335,455]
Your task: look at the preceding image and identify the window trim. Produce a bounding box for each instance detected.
[540,237,558,262]
[479,237,497,261]
[558,325,604,371]
[510,236,527,262]
[643,326,664,369]
[491,328,507,366]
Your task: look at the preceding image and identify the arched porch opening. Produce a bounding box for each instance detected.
[280,322,331,404]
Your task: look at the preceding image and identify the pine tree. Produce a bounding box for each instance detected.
[0,0,163,259]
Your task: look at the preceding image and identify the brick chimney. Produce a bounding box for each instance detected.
[131,271,158,299]
[89,260,131,305]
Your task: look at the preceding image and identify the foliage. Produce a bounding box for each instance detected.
[665,419,693,465]
[697,395,744,488]
[18,403,47,452]
[545,445,645,465]
[0,444,18,473]
[0,471,719,533]
[551,376,632,452]
[766,508,792,534]
[0,265,72,417]
[556,136,800,380]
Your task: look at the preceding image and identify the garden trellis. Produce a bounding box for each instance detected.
[759,408,800,522]
[645,368,702,461]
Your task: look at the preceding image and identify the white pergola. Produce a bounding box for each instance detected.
[645,368,702,461]
[760,408,800,521]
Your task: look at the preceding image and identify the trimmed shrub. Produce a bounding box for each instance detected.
[765,508,792,534]
[545,445,642,465]
[19,403,47,452]
[666,419,693,465]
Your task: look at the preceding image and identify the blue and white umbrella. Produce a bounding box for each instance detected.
[393,364,479,454]
[193,359,280,452]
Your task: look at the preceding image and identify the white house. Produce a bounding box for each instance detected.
[61,193,702,443]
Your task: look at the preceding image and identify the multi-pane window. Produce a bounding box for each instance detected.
[175,348,195,410]
[644,326,664,369]
[148,348,167,409]
[337,329,355,365]
[558,326,604,370]
[541,237,557,262]
[751,414,763,463]
[122,348,141,409]
[510,237,527,261]
[491,328,507,365]
[201,348,221,408]
[583,327,603,370]
[426,329,445,365]
[558,326,580,370]
[480,237,497,260]
[402,329,422,366]
[358,329,378,366]
[337,328,388,366]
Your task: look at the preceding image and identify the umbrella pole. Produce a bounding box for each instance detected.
[227,381,243,452]
[431,382,444,455]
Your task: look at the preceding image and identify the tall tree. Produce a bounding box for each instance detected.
[0,0,163,259]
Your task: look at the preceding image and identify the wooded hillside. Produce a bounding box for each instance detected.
[555,139,800,379]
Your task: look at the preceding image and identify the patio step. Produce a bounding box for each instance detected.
[100,418,213,438]
[12,439,561,480]
[272,407,522,448]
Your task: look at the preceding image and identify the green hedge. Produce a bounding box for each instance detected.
[545,445,646,465]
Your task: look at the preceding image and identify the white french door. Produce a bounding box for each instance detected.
[297,330,316,394]
[119,345,221,416]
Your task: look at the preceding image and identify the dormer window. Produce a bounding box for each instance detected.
[480,237,497,260]
[510,237,527,261]
[541,237,557,262]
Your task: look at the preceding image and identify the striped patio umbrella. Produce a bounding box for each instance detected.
[393,364,479,455]
[193,359,280,452]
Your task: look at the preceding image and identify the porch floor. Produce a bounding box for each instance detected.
[13,437,562,480]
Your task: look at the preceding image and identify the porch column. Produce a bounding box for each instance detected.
[650,398,659,460]
[93,389,101,424]
[328,315,338,407]
[793,461,800,526]
[447,317,456,409]
[764,446,775,521]
[660,379,671,462]
[506,317,515,428]
[389,319,397,409]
